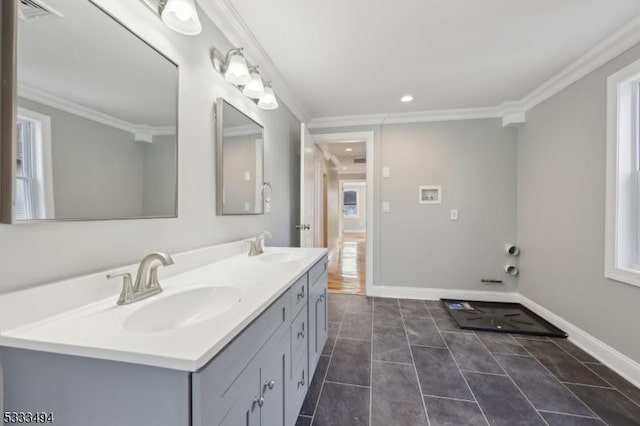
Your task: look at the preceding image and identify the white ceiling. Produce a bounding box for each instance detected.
[227,0,640,118]
[321,142,366,174]
[18,0,177,127]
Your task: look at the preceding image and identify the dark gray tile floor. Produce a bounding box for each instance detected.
[296,294,640,426]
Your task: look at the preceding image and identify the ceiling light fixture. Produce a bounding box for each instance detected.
[401,95,414,103]
[345,148,353,152]
[211,48,279,110]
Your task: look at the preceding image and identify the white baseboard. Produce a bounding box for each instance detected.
[517,294,640,389]
[366,285,520,303]
[366,284,640,389]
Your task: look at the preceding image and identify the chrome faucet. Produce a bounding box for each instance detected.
[249,231,272,256]
[107,252,174,305]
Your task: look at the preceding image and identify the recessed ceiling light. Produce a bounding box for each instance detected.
[401,95,414,103]
[345,148,353,152]
[342,167,348,170]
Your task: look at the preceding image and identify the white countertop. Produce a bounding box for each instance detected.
[0,246,326,372]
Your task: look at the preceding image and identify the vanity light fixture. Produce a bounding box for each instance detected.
[242,67,266,99]
[224,49,251,86]
[162,0,202,35]
[139,0,202,36]
[257,83,278,110]
[212,48,279,110]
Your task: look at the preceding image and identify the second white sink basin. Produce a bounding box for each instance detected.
[258,251,306,263]
[124,286,243,334]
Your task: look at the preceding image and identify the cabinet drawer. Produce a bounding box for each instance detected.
[309,255,328,287]
[290,307,308,370]
[290,274,307,316]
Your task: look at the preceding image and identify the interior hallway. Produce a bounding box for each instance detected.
[328,233,365,294]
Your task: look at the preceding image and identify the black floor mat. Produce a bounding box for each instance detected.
[441,299,568,338]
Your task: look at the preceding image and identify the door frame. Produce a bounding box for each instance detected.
[311,131,374,295]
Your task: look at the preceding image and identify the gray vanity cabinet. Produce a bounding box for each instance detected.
[193,255,328,426]
[1,255,328,426]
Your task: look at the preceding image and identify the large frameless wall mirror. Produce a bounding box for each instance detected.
[0,0,178,223]
[215,98,265,215]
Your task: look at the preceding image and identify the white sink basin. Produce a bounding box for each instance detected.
[258,251,306,263]
[123,286,243,333]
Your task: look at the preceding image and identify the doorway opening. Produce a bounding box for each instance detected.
[299,127,374,295]
[317,140,367,294]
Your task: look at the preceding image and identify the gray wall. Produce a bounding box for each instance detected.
[313,121,518,292]
[0,1,300,293]
[324,160,339,253]
[18,97,146,219]
[142,135,177,217]
[517,43,640,363]
[222,134,260,214]
[379,120,518,290]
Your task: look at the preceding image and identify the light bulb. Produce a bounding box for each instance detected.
[243,70,266,99]
[258,86,278,110]
[161,0,202,36]
[225,52,251,86]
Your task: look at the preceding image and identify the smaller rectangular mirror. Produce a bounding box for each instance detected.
[216,99,265,215]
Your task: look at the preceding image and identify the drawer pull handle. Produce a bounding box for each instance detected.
[265,380,275,391]
[298,330,305,339]
[253,396,265,408]
[298,371,306,387]
[297,287,305,299]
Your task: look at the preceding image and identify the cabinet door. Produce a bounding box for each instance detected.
[260,328,289,426]
[219,363,261,426]
[316,286,328,360]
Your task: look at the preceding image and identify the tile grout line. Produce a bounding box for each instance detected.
[323,379,370,389]
[400,299,431,426]
[580,362,640,410]
[476,335,551,426]
[536,409,601,419]
[421,393,477,403]
[437,324,491,426]
[309,301,345,426]
[501,331,610,424]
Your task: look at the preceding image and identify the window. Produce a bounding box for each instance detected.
[605,58,640,287]
[15,108,54,220]
[343,189,358,218]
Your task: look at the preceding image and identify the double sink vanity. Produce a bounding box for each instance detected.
[0,241,328,426]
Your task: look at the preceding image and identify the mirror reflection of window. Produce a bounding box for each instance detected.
[15,109,54,220]
[343,189,358,218]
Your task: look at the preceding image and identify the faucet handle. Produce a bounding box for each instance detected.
[107,271,132,282]
[107,272,134,305]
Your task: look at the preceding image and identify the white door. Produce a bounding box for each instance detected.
[299,123,315,247]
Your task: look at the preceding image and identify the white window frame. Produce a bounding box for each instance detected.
[16,107,55,220]
[605,58,640,287]
[342,188,359,219]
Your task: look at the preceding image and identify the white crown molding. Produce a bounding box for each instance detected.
[18,84,176,137]
[309,15,640,130]
[197,0,311,123]
[519,14,640,112]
